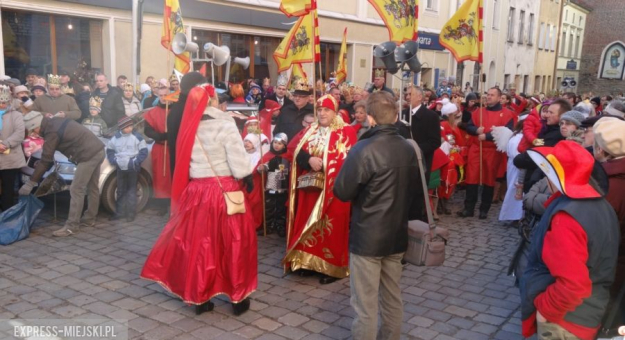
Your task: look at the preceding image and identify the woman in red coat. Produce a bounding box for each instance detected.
[143,79,172,200]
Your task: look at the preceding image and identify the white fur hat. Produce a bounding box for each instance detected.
[440,98,457,116]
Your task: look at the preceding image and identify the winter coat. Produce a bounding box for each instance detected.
[106,131,148,171]
[523,177,551,216]
[518,109,544,153]
[82,114,108,137]
[31,117,105,183]
[602,157,625,264]
[94,85,125,127]
[123,96,142,117]
[273,102,314,142]
[75,91,91,122]
[0,108,26,170]
[334,125,421,257]
[31,93,82,121]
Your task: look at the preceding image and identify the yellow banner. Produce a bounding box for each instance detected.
[368,0,418,44]
[273,12,316,72]
[280,0,312,17]
[289,63,308,90]
[335,28,348,84]
[162,0,190,74]
[439,0,482,63]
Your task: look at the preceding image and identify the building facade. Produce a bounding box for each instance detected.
[555,0,590,94]
[578,0,625,96]
[458,0,508,94]
[533,0,562,95]
[0,0,457,92]
[501,0,540,94]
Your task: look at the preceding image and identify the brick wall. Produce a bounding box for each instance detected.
[578,1,625,95]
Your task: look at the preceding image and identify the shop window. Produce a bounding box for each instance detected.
[2,10,103,85]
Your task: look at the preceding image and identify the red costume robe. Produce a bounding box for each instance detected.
[144,106,172,198]
[283,118,356,279]
[465,106,514,187]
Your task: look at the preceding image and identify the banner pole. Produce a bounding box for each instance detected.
[163,42,172,177]
[478,62,483,186]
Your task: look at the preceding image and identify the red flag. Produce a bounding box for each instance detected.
[199,63,207,77]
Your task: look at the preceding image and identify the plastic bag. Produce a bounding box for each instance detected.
[0,195,44,245]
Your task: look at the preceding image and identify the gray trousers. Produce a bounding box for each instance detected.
[350,252,404,340]
[537,321,581,340]
[66,149,104,229]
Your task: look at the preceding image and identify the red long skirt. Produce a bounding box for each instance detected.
[141,177,257,304]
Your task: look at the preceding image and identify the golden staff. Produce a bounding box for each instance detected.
[257,127,267,237]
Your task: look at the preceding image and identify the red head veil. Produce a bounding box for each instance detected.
[170,85,212,214]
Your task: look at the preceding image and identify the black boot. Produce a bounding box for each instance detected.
[457,184,478,217]
[194,300,214,315]
[232,298,250,316]
[479,185,495,218]
[319,274,338,285]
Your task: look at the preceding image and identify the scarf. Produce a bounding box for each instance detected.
[0,109,7,131]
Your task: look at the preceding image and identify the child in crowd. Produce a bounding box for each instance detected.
[514,101,550,199]
[257,133,290,237]
[106,117,148,222]
[245,83,263,104]
[22,111,44,157]
[82,96,108,137]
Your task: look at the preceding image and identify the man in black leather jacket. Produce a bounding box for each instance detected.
[334,91,421,340]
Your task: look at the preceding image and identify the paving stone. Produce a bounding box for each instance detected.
[278,312,310,327]
[252,317,283,331]
[275,325,310,340]
[408,315,435,327]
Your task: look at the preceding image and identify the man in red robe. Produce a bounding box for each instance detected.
[283,94,356,284]
[144,79,172,201]
[458,87,514,219]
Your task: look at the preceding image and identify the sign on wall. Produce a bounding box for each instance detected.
[417,32,445,51]
[599,42,625,80]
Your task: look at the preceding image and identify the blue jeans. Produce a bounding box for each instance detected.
[116,170,138,216]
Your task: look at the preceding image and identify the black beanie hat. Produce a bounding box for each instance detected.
[180,72,207,95]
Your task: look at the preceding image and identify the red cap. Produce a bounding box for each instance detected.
[317,94,338,112]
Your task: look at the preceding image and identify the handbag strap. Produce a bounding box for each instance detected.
[407,139,436,231]
[194,135,244,204]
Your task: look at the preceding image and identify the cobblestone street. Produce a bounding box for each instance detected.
[0,193,525,340]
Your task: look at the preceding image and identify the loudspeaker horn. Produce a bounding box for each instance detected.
[561,80,569,87]
[374,41,399,74]
[394,41,421,73]
[234,56,250,70]
[172,32,199,55]
[205,45,230,66]
[569,80,577,87]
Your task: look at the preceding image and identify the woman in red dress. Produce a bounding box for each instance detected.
[141,84,257,316]
[283,94,356,284]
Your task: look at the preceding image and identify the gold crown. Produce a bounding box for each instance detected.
[61,86,74,95]
[169,74,179,83]
[123,83,135,92]
[294,78,310,92]
[374,69,385,78]
[0,85,12,103]
[47,74,62,86]
[89,96,102,108]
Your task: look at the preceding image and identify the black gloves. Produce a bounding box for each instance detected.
[243,175,254,193]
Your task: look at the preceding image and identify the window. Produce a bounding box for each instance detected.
[572,13,575,23]
[546,24,551,50]
[426,0,438,11]
[565,10,568,22]
[504,74,510,90]
[538,22,546,49]
[574,34,581,58]
[518,10,525,44]
[528,14,535,45]
[523,75,529,94]
[560,30,567,56]
[568,33,574,57]
[192,29,283,83]
[492,0,500,29]
[2,10,103,83]
[579,16,583,27]
[507,8,516,42]
[550,25,556,51]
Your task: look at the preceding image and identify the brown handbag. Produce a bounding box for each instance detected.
[195,136,246,215]
[404,139,449,266]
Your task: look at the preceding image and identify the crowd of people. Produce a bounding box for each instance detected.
[0,66,624,340]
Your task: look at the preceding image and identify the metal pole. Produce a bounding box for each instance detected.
[132,0,139,87]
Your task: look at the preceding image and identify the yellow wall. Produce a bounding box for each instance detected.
[533,0,561,93]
